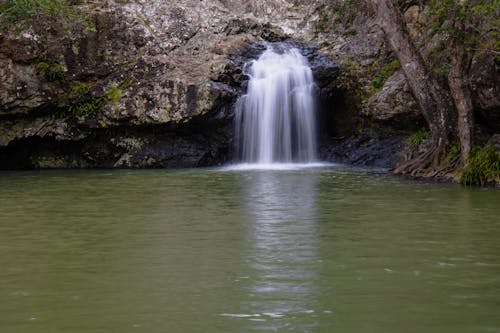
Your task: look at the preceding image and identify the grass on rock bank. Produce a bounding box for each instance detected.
[460,145,500,186]
[0,0,93,31]
[404,131,500,187]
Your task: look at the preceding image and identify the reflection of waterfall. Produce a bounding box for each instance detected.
[234,46,318,164]
[241,171,320,330]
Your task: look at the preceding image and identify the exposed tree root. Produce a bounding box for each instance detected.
[393,144,461,180]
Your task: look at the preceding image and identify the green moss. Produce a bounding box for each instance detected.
[60,82,125,118]
[66,81,91,100]
[108,76,135,102]
[460,145,500,186]
[107,86,122,103]
[67,95,107,117]
[53,76,130,119]
[371,59,400,90]
[335,57,371,103]
[424,40,452,84]
[36,60,64,82]
[0,0,95,32]
[409,129,430,148]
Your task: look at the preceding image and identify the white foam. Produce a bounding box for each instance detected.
[220,313,261,318]
[221,162,335,171]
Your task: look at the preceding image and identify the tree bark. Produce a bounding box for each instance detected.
[371,0,456,171]
[448,16,474,162]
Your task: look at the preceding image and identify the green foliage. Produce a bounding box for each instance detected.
[36,60,64,82]
[1,0,67,28]
[371,59,400,90]
[336,58,370,104]
[108,77,133,102]
[424,0,499,85]
[67,95,107,117]
[61,82,126,117]
[432,59,451,83]
[409,129,430,148]
[66,81,91,100]
[107,86,122,103]
[0,0,94,32]
[423,39,452,83]
[460,145,500,186]
[427,0,500,49]
[427,0,463,24]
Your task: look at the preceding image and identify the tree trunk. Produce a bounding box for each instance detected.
[448,17,474,162]
[371,0,456,172]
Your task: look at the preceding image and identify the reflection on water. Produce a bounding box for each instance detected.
[0,168,499,333]
[240,170,322,331]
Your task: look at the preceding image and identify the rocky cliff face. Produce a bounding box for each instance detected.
[0,0,333,168]
[1,0,498,170]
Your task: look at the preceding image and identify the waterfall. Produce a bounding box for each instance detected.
[234,46,318,165]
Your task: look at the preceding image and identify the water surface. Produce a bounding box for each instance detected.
[0,166,499,332]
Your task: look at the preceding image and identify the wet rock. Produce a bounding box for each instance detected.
[299,44,341,90]
[319,131,406,168]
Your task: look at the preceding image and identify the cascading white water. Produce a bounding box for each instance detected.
[234,46,318,165]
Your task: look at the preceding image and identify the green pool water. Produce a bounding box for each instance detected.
[0,166,499,332]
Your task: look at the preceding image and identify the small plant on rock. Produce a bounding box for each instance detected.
[36,60,65,82]
[409,129,430,148]
[67,81,91,100]
[371,59,400,90]
[107,86,122,103]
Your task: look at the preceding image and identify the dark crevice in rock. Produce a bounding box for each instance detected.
[0,117,233,170]
[0,104,67,121]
